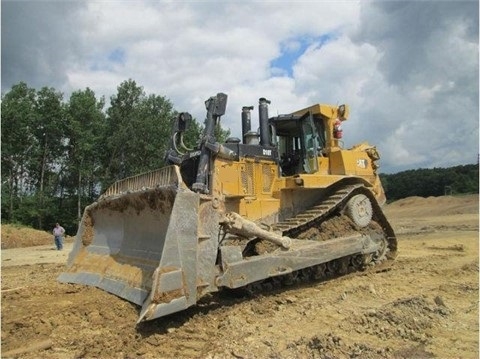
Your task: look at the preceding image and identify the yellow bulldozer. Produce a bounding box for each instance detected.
[58,93,397,323]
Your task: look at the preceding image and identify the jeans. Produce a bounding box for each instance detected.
[54,235,63,250]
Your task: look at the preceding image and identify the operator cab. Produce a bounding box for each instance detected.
[270,112,326,176]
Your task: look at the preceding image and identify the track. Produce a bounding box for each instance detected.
[244,184,398,291]
[274,184,396,258]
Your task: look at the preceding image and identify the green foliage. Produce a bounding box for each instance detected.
[380,164,479,201]
[101,79,177,189]
[65,88,106,221]
[183,117,203,149]
[1,80,231,233]
[1,82,38,222]
[30,87,66,228]
[215,122,231,143]
[1,83,67,228]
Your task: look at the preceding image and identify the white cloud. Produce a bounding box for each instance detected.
[2,0,478,173]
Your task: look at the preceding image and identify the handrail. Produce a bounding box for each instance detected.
[101,166,181,198]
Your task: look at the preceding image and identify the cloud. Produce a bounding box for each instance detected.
[348,0,479,172]
[1,0,88,92]
[1,0,478,173]
[271,34,335,77]
[354,1,478,87]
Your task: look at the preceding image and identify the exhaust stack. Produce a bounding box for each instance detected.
[241,106,254,144]
[259,97,271,146]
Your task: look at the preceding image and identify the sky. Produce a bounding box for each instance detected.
[2,0,479,174]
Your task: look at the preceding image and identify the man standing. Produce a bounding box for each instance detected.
[53,223,65,250]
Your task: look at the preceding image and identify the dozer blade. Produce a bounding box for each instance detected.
[58,166,202,322]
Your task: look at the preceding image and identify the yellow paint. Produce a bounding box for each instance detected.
[211,102,386,222]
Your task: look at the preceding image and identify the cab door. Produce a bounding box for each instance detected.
[301,112,319,174]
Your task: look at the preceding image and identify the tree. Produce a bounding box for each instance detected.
[380,164,479,200]
[102,79,182,189]
[126,93,176,173]
[65,88,106,224]
[29,87,66,228]
[214,121,231,144]
[1,82,37,222]
[103,79,145,186]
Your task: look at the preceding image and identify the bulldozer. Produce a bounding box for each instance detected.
[58,93,397,323]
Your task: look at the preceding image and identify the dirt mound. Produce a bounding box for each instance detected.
[1,224,74,250]
[385,194,478,218]
[351,295,449,343]
[1,224,55,249]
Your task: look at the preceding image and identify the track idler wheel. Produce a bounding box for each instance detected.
[373,236,389,262]
[345,194,373,227]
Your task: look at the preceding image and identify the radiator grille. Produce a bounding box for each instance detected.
[262,164,274,192]
[241,163,255,195]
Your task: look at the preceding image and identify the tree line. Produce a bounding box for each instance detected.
[1,80,228,234]
[380,163,479,201]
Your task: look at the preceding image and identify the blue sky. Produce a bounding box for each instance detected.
[271,34,334,77]
[108,48,126,65]
[2,0,478,173]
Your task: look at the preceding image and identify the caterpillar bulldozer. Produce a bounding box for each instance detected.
[58,93,397,323]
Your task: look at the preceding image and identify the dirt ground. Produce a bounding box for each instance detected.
[1,194,478,358]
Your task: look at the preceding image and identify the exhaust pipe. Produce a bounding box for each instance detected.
[259,97,271,146]
[241,106,254,144]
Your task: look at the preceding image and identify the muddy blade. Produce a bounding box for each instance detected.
[58,183,201,325]
[57,187,176,304]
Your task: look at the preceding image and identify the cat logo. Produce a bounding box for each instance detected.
[356,159,368,169]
